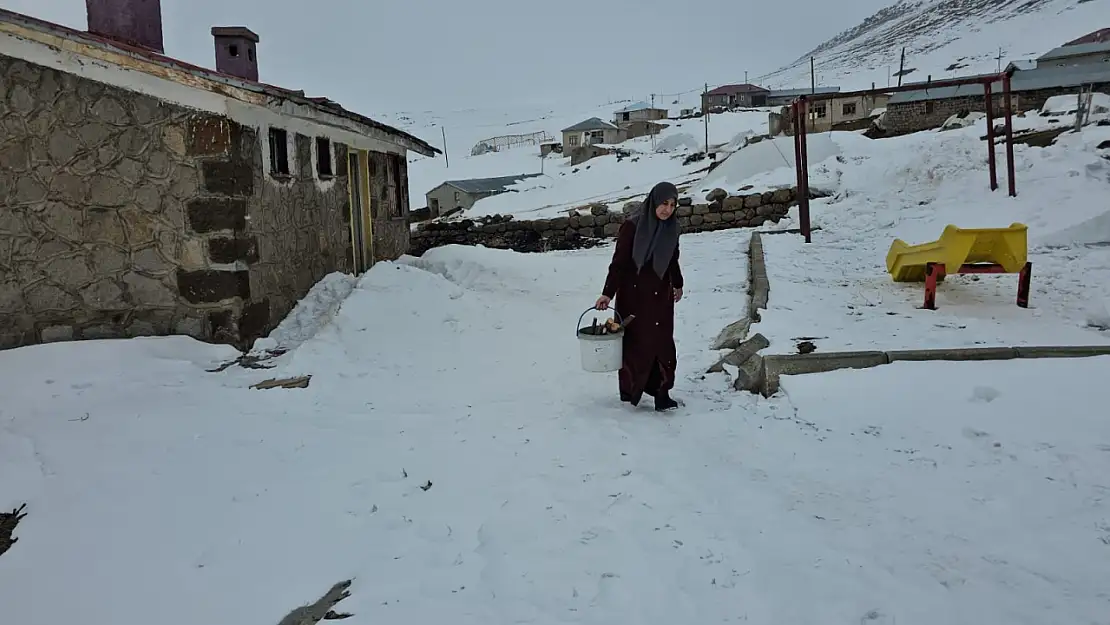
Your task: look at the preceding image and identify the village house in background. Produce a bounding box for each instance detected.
[0,2,437,351]
[424,174,542,218]
[611,102,669,141]
[882,36,1110,136]
[764,86,841,107]
[1036,39,1110,68]
[612,102,667,123]
[766,90,890,135]
[1064,27,1110,46]
[702,84,769,111]
[561,117,624,149]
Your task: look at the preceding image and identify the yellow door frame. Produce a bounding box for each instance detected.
[346,149,374,272]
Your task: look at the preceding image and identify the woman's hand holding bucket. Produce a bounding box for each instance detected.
[594,294,611,310]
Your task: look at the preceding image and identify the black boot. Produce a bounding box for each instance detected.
[654,391,680,412]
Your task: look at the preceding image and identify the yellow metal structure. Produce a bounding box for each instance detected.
[886,223,1029,282]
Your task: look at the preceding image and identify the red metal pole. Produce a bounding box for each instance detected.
[984,82,997,191]
[1017,262,1032,308]
[797,98,811,243]
[791,101,803,192]
[1002,73,1017,197]
[791,101,808,243]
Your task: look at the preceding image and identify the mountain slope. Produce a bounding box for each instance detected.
[760,0,1107,90]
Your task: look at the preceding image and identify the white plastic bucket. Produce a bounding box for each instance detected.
[576,308,624,373]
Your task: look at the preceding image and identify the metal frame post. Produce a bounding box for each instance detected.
[984,82,998,191]
[796,97,811,243]
[789,71,1018,245]
[1002,72,1017,197]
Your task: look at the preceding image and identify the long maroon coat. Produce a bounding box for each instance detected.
[602,219,683,402]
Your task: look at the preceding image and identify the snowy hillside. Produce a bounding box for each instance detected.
[759,0,1108,91]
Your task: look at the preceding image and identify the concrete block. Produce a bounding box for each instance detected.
[761,351,889,396]
[710,318,752,351]
[886,346,1018,362]
[733,353,765,393]
[707,332,768,373]
[1013,345,1110,359]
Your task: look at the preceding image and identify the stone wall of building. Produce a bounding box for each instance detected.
[183,116,355,346]
[0,54,210,348]
[409,187,808,256]
[883,85,1110,136]
[368,150,411,262]
[0,54,364,350]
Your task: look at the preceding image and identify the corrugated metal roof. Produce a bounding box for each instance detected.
[888,65,1110,104]
[767,87,841,98]
[614,101,665,113]
[1038,40,1110,61]
[561,117,619,132]
[706,83,768,96]
[442,174,543,195]
[1007,59,1038,71]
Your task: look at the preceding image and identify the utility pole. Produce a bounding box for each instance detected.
[745,70,748,83]
[441,127,449,168]
[650,93,656,150]
[703,82,710,159]
[897,47,906,87]
[810,57,816,94]
[996,47,1004,73]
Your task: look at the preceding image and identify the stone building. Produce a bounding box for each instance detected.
[424,174,542,218]
[883,63,1110,136]
[702,84,769,111]
[612,102,668,124]
[0,2,438,351]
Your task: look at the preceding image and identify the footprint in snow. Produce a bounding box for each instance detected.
[962,426,989,439]
[969,385,1000,403]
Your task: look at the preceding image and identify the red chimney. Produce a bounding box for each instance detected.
[85,0,164,53]
[212,27,260,82]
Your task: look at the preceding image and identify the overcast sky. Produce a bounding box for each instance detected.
[4,0,897,114]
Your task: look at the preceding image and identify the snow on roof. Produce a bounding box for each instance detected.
[561,117,619,132]
[889,65,1110,104]
[441,174,543,195]
[613,101,666,113]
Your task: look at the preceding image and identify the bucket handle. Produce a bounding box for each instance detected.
[577,307,623,336]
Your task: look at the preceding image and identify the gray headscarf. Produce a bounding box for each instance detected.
[630,181,680,279]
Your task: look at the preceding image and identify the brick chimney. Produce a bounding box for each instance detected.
[86,0,164,53]
[211,27,260,82]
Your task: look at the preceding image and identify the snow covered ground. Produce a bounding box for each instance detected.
[5,76,1110,625]
[742,118,1110,353]
[4,230,1110,624]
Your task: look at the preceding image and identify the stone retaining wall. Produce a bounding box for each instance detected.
[409,187,810,256]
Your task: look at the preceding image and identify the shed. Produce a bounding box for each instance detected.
[613,102,668,123]
[425,174,543,217]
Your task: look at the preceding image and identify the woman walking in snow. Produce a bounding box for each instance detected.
[594,181,683,412]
